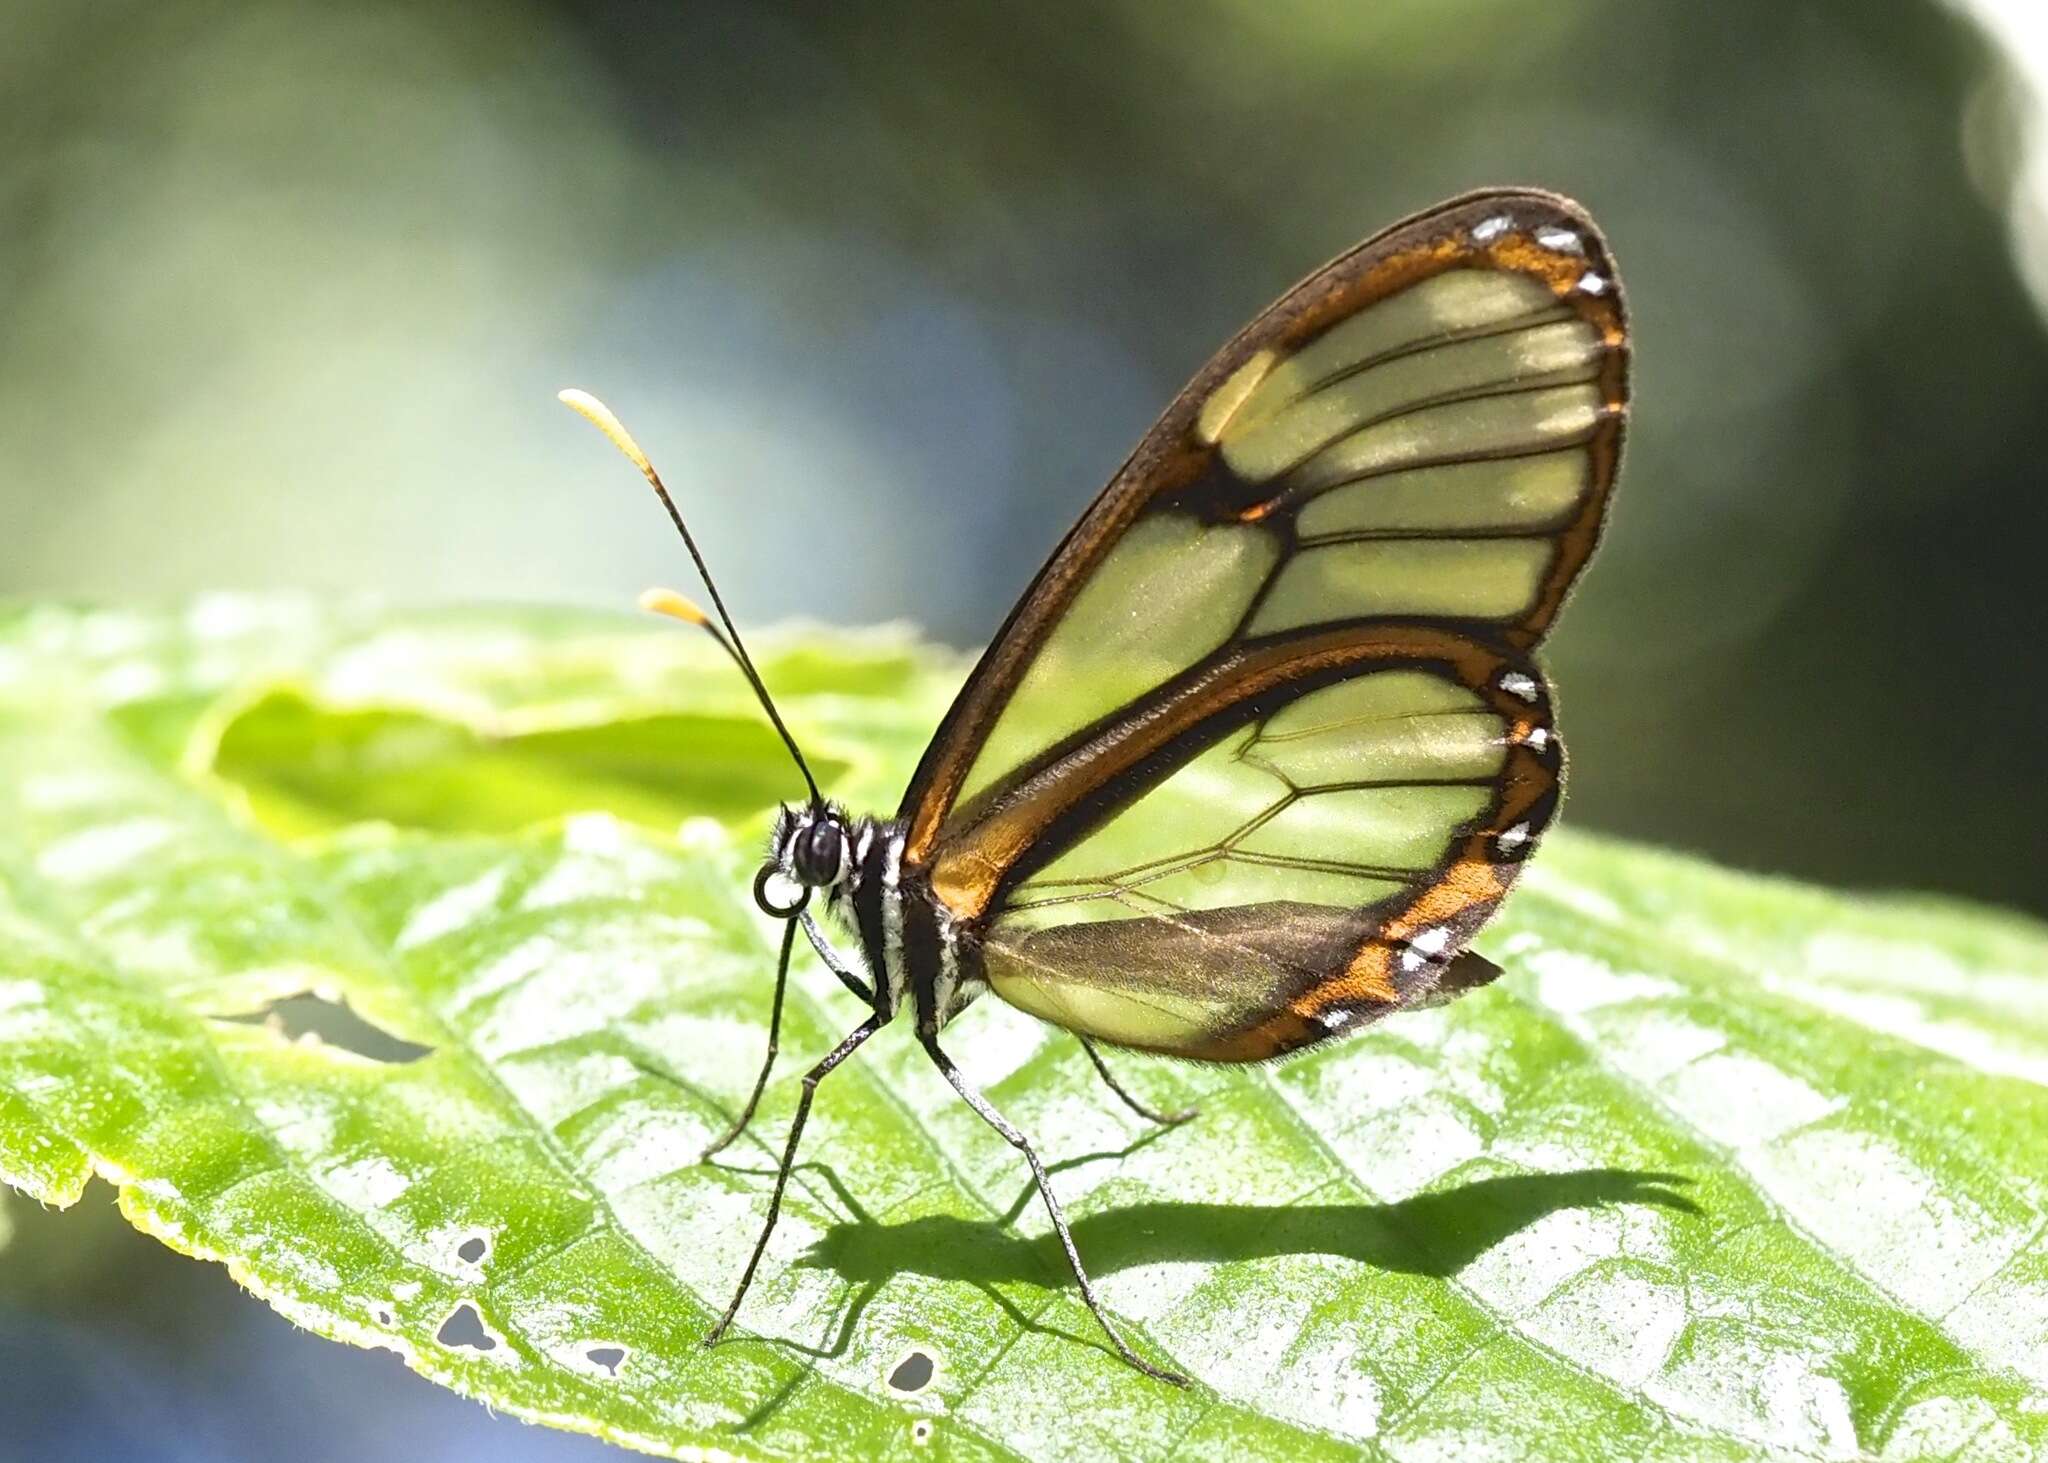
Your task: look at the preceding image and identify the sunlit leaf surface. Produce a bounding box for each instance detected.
[1,598,2044,1460]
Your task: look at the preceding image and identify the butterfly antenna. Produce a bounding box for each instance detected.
[559,388,824,808]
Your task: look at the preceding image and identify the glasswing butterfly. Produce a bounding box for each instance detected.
[562,187,1628,1385]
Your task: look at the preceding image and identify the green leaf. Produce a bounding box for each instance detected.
[1,596,2044,1460]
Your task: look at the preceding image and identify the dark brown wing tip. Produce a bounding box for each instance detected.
[1412,948,1507,1008]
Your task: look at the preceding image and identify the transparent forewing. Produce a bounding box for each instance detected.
[955,514,1279,810]
[980,646,1553,1060]
[903,190,1627,863]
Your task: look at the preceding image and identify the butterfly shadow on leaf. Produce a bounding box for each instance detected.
[730,1146,1697,1429]
[798,1154,1701,1301]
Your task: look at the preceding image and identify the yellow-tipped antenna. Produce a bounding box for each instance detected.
[637,586,711,625]
[637,585,748,676]
[560,389,659,489]
[562,388,823,807]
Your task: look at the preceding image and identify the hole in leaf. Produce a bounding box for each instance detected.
[214,992,432,1064]
[456,1234,489,1265]
[435,1303,498,1354]
[911,1420,934,1445]
[585,1345,627,1376]
[372,1305,395,1326]
[887,1350,935,1393]
[208,688,847,838]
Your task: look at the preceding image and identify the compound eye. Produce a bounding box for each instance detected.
[794,819,845,886]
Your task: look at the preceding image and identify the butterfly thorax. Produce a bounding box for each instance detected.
[769,803,985,1033]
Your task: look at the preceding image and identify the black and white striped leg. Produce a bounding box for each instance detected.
[705,1014,884,1347]
[1078,1035,1198,1128]
[700,916,801,1163]
[801,910,875,1005]
[919,1032,1188,1387]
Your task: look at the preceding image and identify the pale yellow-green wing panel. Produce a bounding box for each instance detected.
[904,190,1626,866]
[1295,450,1589,537]
[955,514,1277,808]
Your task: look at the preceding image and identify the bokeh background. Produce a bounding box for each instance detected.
[5,1,2048,1457]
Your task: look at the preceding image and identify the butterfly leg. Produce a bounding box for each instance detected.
[700,916,802,1162]
[919,1032,1189,1386]
[801,910,876,1005]
[1077,1035,1198,1127]
[705,1013,885,1347]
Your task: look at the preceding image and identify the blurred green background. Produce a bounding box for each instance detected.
[5,1,2047,1458]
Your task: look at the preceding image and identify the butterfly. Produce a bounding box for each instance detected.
[562,186,1628,1386]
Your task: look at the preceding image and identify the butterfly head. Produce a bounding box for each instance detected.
[757,802,852,917]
